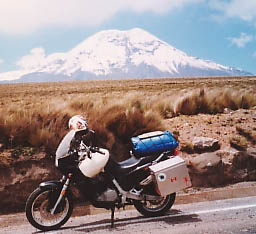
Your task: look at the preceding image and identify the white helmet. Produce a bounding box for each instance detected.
[68,115,88,131]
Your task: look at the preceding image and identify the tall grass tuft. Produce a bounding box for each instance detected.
[175,88,256,115]
[0,108,71,155]
[0,101,164,160]
[89,105,164,161]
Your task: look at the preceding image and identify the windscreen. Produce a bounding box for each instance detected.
[55,130,76,160]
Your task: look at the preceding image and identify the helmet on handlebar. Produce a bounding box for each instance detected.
[68,115,88,131]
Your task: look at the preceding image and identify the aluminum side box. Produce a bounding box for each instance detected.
[149,156,191,196]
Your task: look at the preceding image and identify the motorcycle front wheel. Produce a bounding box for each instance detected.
[25,187,73,231]
[133,193,176,217]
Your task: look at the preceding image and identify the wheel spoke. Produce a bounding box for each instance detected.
[143,196,169,211]
[31,190,69,227]
[133,193,176,217]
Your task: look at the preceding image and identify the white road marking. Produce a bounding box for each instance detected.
[190,203,256,216]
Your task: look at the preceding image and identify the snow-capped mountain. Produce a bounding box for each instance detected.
[0,28,252,82]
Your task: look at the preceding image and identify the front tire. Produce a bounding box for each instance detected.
[133,193,176,217]
[25,187,73,231]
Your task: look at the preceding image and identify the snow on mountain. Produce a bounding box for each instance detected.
[0,28,252,82]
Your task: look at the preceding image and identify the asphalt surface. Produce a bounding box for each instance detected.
[1,195,256,234]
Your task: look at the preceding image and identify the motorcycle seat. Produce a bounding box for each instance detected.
[105,153,161,179]
[105,156,143,177]
[118,156,142,169]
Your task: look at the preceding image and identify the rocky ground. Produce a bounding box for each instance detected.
[166,107,256,187]
[0,107,256,214]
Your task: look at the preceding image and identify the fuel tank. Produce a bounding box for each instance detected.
[78,148,109,178]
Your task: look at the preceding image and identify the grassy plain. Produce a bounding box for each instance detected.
[0,76,256,161]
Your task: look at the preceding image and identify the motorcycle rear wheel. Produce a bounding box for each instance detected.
[25,187,73,231]
[133,193,176,217]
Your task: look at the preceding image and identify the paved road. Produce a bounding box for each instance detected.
[1,196,256,234]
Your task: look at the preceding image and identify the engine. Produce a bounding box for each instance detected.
[95,188,118,202]
[91,172,118,202]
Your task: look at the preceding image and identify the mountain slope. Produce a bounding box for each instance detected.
[0,28,252,82]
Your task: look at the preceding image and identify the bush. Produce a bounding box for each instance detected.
[0,101,164,160]
[89,105,164,161]
[175,88,256,115]
[229,135,248,151]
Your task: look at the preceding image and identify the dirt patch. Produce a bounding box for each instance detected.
[0,156,61,214]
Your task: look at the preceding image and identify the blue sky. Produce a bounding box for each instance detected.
[0,0,255,75]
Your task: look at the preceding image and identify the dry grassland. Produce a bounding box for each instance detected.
[0,76,256,161]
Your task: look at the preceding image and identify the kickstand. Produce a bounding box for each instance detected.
[110,207,115,228]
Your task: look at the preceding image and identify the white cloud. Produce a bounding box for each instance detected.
[209,0,256,22]
[0,0,203,35]
[227,32,253,48]
[0,59,4,64]
[17,48,47,70]
[253,52,256,57]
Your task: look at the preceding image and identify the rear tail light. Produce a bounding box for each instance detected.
[174,148,179,156]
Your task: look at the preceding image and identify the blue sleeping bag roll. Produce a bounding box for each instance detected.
[131,131,178,158]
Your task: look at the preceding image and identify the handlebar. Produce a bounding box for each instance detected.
[90,146,105,155]
[77,143,106,162]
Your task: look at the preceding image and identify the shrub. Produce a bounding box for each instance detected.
[236,126,253,140]
[89,105,164,161]
[229,135,248,151]
[180,142,194,154]
[175,88,256,115]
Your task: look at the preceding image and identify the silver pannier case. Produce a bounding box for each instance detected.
[149,156,191,196]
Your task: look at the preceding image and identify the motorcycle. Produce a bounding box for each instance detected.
[25,129,190,231]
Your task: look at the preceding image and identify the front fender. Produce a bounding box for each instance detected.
[39,180,63,191]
